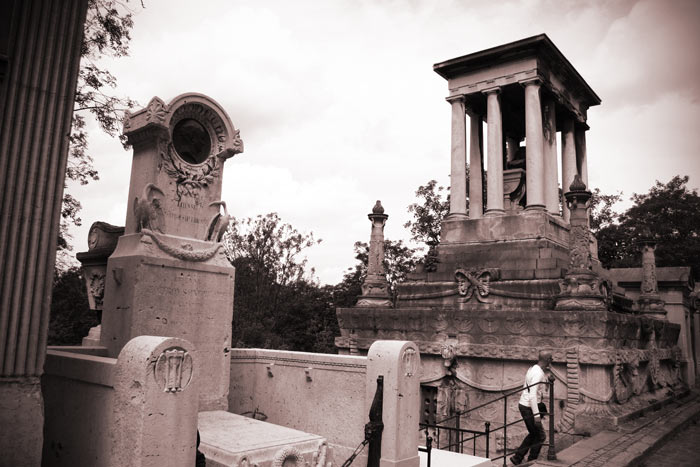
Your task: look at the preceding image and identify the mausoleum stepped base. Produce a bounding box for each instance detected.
[336,307,683,437]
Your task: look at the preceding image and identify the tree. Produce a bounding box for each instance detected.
[404,180,449,246]
[222,213,330,350]
[47,268,99,345]
[59,0,140,259]
[596,176,700,279]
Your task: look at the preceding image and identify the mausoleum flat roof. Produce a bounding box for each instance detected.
[433,34,601,107]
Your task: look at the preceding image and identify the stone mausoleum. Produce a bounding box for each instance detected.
[336,34,697,449]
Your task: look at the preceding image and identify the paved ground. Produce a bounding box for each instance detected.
[637,419,700,467]
[528,391,700,467]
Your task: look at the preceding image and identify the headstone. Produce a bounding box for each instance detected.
[99,93,242,411]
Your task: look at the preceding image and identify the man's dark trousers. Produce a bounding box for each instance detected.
[512,404,546,463]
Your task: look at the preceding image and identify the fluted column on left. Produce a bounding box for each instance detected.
[0,1,89,465]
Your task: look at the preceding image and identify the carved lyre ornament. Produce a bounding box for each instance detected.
[154,347,193,393]
[402,347,418,377]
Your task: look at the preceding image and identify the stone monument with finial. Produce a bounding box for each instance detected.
[357,200,392,307]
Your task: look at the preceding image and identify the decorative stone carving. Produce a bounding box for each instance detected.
[272,446,303,467]
[637,240,667,319]
[88,272,105,308]
[613,351,642,404]
[154,347,193,393]
[555,175,607,311]
[140,229,224,261]
[161,143,222,202]
[403,347,418,377]
[455,268,499,302]
[133,183,165,233]
[145,96,167,124]
[205,201,231,243]
[357,201,392,307]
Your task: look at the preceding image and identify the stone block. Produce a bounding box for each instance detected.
[366,341,421,467]
[0,377,43,467]
[112,336,199,467]
[500,269,536,280]
[101,233,234,411]
[198,411,328,467]
[534,268,564,279]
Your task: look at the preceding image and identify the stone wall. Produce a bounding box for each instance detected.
[42,337,199,467]
[228,349,368,461]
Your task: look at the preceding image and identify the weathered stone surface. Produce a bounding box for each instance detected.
[198,411,328,467]
[101,233,234,411]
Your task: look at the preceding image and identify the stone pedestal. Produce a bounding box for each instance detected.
[101,233,234,411]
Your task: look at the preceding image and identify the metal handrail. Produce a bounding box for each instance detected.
[418,378,556,466]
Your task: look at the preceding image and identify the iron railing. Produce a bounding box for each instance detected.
[418,378,556,467]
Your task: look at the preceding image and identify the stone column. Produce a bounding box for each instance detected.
[0,1,88,464]
[523,79,545,211]
[446,96,468,219]
[543,96,559,214]
[468,111,484,219]
[575,125,589,187]
[638,240,666,319]
[484,88,505,216]
[555,175,607,311]
[357,201,392,307]
[561,117,577,222]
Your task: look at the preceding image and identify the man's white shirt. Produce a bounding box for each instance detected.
[518,364,546,418]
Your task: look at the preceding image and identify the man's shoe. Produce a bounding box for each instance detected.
[510,456,522,465]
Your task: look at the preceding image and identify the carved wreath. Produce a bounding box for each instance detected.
[160,143,221,201]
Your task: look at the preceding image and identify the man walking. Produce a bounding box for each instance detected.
[510,350,552,465]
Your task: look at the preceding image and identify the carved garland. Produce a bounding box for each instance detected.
[141,228,223,262]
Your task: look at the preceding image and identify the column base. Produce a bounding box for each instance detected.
[525,204,546,212]
[444,212,469,221]
[484,209,505,217]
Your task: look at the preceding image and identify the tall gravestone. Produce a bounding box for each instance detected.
[100,93,242,411]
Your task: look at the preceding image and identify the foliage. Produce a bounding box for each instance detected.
[47,268,99,345]
[589,188,623,233]
[404,180,449,245]
[596,176,700,279]
[59,0,141,258]
[222,213,338,352]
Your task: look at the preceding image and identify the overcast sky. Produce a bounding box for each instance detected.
[67,0,700,285]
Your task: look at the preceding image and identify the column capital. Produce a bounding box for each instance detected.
[519,77,542,88]
[445,95,465,104]
[481,86,501,95]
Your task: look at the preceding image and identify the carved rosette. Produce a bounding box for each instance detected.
[154,347,193,393]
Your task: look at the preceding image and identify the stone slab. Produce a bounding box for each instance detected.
[198,411,328,467]
[418,448,492,467]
